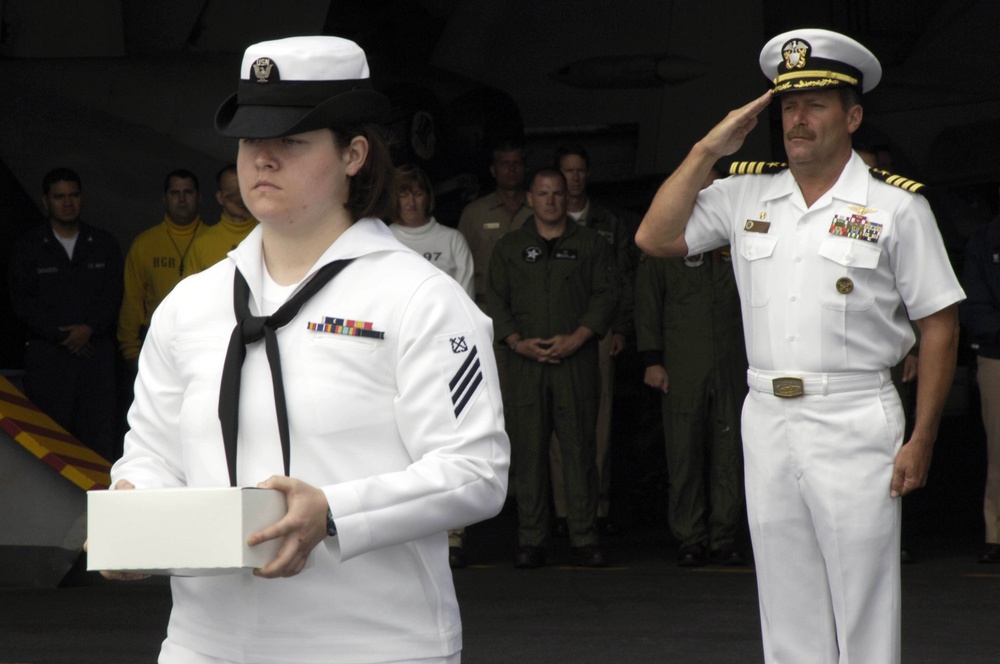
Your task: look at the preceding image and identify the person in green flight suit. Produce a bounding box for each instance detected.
[634,167,749,567]
[548,145,636,537]
[488,167,618,569]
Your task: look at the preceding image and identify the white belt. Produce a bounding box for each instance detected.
[746,368,891,398]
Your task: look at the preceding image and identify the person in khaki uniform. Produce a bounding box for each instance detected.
[488,168,618,569]
[458,140,532,312]
[635,241,748,567]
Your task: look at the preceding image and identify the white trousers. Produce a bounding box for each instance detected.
[160,639,461,664]
[742,381,903,664]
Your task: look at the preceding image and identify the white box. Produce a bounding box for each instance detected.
[87,487,287,576]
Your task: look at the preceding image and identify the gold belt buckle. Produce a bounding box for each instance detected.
[772,377,804,398]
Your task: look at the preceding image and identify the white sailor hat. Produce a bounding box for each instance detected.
[215,36,390,138]
[759,28,882,95]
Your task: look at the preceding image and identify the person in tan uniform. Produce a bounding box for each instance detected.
[457,139,531,312]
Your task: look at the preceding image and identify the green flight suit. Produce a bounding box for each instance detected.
[634,249,748,552]
[488,217,618,547]
[552,202,637,518]
[581,202,636,336]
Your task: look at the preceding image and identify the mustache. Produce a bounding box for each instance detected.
[786,128,816,141]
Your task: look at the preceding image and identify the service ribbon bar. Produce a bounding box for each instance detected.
[307,317,385,339]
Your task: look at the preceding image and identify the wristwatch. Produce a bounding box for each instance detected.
[507,337,519,351]
[326,508,338,537]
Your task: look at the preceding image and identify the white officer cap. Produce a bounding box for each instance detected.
[759,28,882,95]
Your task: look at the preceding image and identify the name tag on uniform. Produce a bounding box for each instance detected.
[554,249,579,260]
[483,222,500,229]
[744,220,770,233]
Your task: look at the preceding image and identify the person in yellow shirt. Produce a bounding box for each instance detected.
[117,169,205,368]
[183,164,258,275]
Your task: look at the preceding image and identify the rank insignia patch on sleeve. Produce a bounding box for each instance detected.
[441,333,484,422]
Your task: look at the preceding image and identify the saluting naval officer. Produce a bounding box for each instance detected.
[635,29,964,664]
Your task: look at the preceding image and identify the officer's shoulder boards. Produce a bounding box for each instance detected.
[728,161,788,176]
[868,168,925,194]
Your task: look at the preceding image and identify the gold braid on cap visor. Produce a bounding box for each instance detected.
[773,69,860,92]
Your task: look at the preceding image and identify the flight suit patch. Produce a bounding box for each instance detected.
[553,249,578,260]
[523,246,542,262]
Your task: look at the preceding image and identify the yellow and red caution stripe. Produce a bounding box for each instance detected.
[0,376,111,491]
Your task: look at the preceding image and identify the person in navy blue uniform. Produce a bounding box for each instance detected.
[8,168,123,460]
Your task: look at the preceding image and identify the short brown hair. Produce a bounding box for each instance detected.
[528,167,567,192]
[332,124,395,222]
[390,165,435,222]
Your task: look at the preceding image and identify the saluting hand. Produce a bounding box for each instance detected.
[698,90,773,158]
[249,476,330,579]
